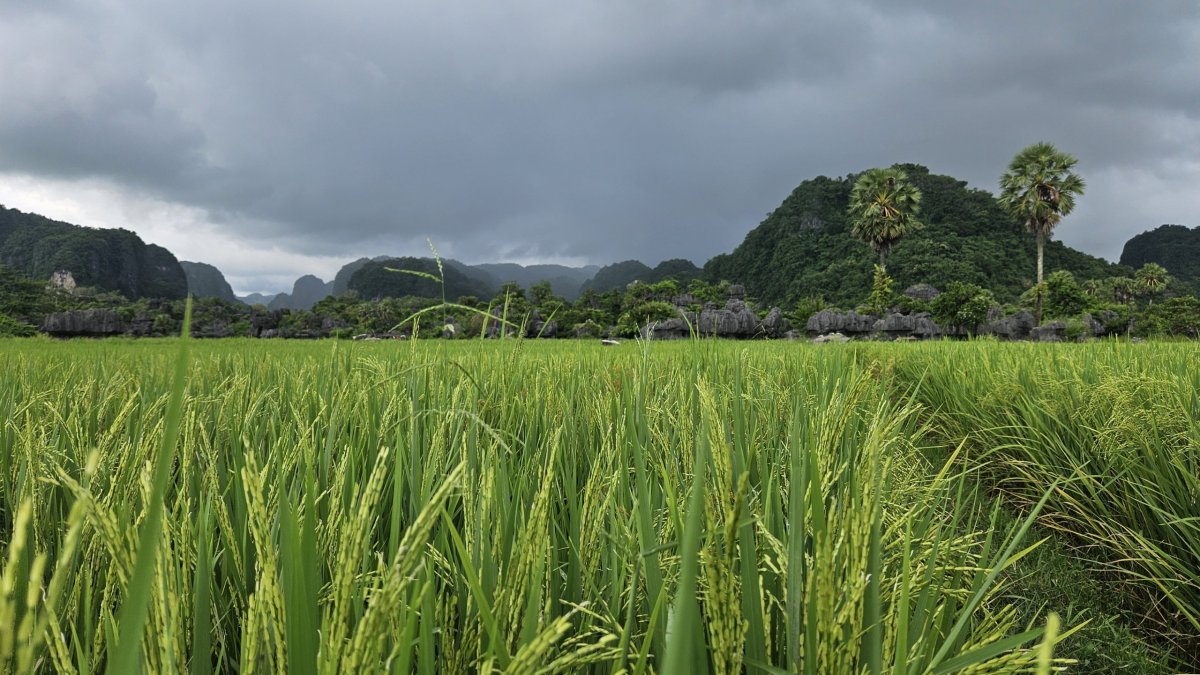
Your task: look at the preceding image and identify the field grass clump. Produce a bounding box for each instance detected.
[883,340,1200,670]
[0,338,1072,673]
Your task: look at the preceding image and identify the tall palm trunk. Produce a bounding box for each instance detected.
[879,249,887,274]
[1036,230,1045,284]
[1035,230,1045,325]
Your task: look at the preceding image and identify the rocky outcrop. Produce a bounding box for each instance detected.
[41,309,125,336]
[49,270,77,293]
[812,332,851,344]
[982,310,1036,339]
[697,299,760,336]
[525,310,557,338]
[806,310,878,334]
[642,300,789,339]
[872,312,941,338]
[1031,321,1066,342]
[761,307,791,338]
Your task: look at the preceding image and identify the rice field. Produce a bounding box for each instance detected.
[0,334,1195,673]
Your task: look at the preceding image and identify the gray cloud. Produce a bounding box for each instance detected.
[0,0,1197,292]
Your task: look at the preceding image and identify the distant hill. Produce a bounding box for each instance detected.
[347,257,492,301]
[472,263,599,300]
[330,257,391,296]
[267,275,334,310]
[704,164,1125,307]
[1119,224,1199,294]
[580,258,702,294]
[0,204,188,299]
[239,292,278,307]
[330,256,599,300]
[180,261,238,302]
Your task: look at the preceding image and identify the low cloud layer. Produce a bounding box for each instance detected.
[1,1,1197,293]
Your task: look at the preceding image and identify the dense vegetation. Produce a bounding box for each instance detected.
[1,338,1196,672]
[1120,224,1200,295]
[704,164,1122,308]
[0,205,188,299]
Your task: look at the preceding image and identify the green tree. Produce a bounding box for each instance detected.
[866,265,894,316]
[1135,262,1170,306]
[999,142,1086,289]
[931,282,996,336]
[1108,276,1136,305]
[1043,270,1089,318]
[847,167,923,272]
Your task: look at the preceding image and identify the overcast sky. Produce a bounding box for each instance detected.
[1,1,1197,294]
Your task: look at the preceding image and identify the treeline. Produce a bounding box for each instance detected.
[0,265,752,339]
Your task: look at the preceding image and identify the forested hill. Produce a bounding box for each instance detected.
[0,205,188,299]
[1119,224,1200,294]
[580,258,702,294]
[346,257,493,301]
[180,261,238,302]
[703,164,1124,308]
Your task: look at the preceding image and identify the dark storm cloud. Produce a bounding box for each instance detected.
[0,0,1197,283]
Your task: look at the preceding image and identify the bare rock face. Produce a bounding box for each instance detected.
[813,332,851,343]
[49,270,77,293]
[41,309,125,336]
[697,299,761,337]
[641,314,694,340]
[806,309,877,335]
[981,310,1036,339]
[873,312,940,337]
[761,307,791,338]
[1031,321,1066,342]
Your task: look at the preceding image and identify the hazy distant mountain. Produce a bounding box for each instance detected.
[239,292,278,306]
[473,263,600,300]
[330,257,599,300]
[266,275,334,310]
[180,261,238,302]
[0,204,188,299]
[577,259,700,294]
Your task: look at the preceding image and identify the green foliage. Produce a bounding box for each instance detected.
[791,294,826,324]
[866,265,895,316]
[1136,296,1200,337]
[1043,271,1090,319]
[848,167,923,269]
[0,313,36,337]
[1119,224,1200,295]
[615,300,678,337]
[1135,262,1170,303]
[705,164,1119,309]
[890,342,1200,670]
[931,282,996,333]
[0,204,188,299]
[998,142,1086,284]
[0,340,1076,672]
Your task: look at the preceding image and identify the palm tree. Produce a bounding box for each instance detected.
[999,142,1086,286]
[1135,263,1170,306]
[1109,276,1135,305]
[848,167,923,273]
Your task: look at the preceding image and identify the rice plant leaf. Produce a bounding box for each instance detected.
[106,297,192,675]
